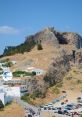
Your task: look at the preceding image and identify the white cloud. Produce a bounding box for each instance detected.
[0,26,20,34]
[65,25,72,31]
[65,25,71,29]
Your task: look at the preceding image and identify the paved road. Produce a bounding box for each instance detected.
[15,98,72,117]
[15,98,70,117]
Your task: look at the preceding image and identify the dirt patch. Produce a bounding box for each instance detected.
[0,101,25,117]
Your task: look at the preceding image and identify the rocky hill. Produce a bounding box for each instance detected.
[30,27,59,47]
[1,27,82,105]
[2,27,82,56]
[55,31,82,47]
[44,52,70,87]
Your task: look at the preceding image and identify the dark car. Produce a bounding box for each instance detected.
[58,110,63,114]
[28,114,32,117]
[29,108,35,115]
[65,107,72,110]
[63,110,68,114]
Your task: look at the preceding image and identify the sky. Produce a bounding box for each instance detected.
[0,0,82,54]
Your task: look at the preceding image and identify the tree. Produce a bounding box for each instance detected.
[37,43,43,50]
[3,37,36,56]
[37,40,43,50]
[32,71,36,76]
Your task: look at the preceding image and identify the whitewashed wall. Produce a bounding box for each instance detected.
[0,92,5,105]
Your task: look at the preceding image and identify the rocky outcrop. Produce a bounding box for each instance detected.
[3,27,82,56]
[26,77,47,98]
[44,52,70,87]
[33,27,82,49]
[33,27,59,47]
[54,31,82,48]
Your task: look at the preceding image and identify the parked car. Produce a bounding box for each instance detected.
[53,108,58,113]
[65,106,72,110]
[28,114,32,117]
[29,108,35,115]
[48,107,52,110]
[58,110,63,114]
[43,107,47,110]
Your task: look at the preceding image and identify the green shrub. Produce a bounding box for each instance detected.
[30,90,45,99]
[77,80,82,84]
[2,61,13,67]
[34,90,43,98]
[37,40,43,50]
[52,87,60,94]
[56,82,63,88]
[30,94,36,100]
[32,71,36,76]
[37,43,43,50]
[65,76,72,80]
[13,70,33,77]
[0,58,9,63]
[21,94,32,104]
[3,37,36,56]
[80,114,82,117]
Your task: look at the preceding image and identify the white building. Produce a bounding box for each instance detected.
[0,89,5,105]
[11,60,16,65]
[0,85,28,105]
[31,68,45,76]
[26,67,46,76]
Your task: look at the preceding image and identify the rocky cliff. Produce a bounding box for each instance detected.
[3,27,82,56]
[44,51,70,87]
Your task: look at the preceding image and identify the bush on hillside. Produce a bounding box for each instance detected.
[31,90,45,98]
[2,61,13,67]
[13,70,33,77]
[0,58,10,63]
[32,71,36,76]
[21,94,32,104]
[3,37,36,56]
[37,40,43,50]
[52,87,60,94]
[37,43,43,50]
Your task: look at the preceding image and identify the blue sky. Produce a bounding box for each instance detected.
[0,0,82,54]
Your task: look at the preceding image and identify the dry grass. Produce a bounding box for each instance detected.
[31,65,82,105]
[1,45,61,71]
[0,101,25,117]
[1,45,82,106]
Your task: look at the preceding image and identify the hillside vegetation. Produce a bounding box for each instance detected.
[3,36,35,56]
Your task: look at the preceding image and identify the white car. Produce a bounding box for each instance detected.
[34,114,39,117]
